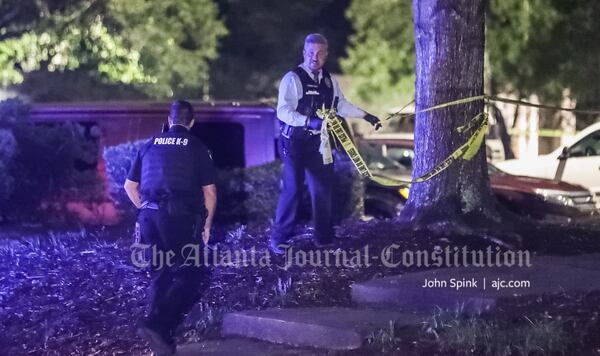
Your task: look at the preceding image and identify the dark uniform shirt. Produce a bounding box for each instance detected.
[127,125,216,213]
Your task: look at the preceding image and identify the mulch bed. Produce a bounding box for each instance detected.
[1,217,600,355]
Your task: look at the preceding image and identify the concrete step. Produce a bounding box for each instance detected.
[221,307,423,350]
[352,256,600,314]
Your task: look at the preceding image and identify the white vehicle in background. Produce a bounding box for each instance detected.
[496,121,600,207]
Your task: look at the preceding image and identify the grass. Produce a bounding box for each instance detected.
[365,320,404,354]
[272,276,294,307]
[365,306,583,356]
[421,308,572,356]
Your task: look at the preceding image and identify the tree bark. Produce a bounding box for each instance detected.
[401,0,499,232]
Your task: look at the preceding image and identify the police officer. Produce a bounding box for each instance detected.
[270,33,381,254]
[123,100,217,355]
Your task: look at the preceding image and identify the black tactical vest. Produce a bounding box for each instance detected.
[293,67,335,116]
[139,126,205,209]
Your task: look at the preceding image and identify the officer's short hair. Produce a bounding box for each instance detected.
[169,100,194,125]
[304,33,328,47]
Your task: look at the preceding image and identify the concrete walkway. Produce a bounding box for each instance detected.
[179,254,600,353]
[353,254,600,313]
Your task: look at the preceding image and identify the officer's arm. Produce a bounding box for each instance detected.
[276,72,308,127]
[124,179,142,209]
[202,184,217,231]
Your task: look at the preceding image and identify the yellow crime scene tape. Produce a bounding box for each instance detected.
[317,96,489,187]
[318,92,600,189]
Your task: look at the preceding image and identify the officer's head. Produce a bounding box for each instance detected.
[168,100,195,128]
[303,33,328,73]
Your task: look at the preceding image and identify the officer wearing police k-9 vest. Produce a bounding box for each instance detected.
[123,100,217,355]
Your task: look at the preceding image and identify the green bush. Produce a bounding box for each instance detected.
[103,140,146,221]
[0,98,103,222]
[0,129,18,211]
[103,140,364,225]
[216,161,282,224]
[103,139,283,224]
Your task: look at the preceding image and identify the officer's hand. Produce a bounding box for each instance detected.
[202,226,210,245]
[364,113,382,130]
[307,116,323,130]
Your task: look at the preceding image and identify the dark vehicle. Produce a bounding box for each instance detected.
[31,101,278,169]
[359,137,598,219]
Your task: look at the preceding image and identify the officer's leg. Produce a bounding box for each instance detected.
[152,213,209,337]
[138,209,175,340]
[160,263,211,334]
[272,136,305,243]
[305,136,334,243]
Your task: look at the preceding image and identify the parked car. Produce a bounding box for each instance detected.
[359,136,598,219]
[366,118,506,162]
[495,121,600,207]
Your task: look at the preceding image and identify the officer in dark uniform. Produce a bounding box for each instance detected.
[270,33,381,254]
[123,100,217,355]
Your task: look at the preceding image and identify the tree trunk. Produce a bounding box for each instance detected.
[401,0,499,232]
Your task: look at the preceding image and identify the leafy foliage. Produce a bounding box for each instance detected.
[341,0,415,103]
[0,98,104,222]
[0,17,151,87]
[102,139,145,221]
[107,0,227,98]
[103,139,283,224]
[344,0,600,125]
[0,0,227,98]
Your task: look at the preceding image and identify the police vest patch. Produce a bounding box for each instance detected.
[324,77,332,88]
[154,137,189,146]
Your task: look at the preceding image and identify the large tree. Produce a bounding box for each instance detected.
[401,0,499,233]
[0,0,227,99]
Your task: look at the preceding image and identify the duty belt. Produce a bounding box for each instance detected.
[281,123,320,138]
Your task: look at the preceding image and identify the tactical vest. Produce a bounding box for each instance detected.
[139,126,204,209]
[293,67,335,116]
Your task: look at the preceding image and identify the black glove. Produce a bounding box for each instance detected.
[307,116,323,130]
[364,113,382,130]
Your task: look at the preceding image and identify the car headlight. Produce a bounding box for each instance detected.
[534,189,576,207]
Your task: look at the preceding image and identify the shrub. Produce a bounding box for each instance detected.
[0,129,18,211]
[103,140,364,225]
[215,161,283,224]
[0,98,104,223]
[103,139,283,224]
[103,140,146,221]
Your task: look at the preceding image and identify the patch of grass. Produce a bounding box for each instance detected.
[365,320,403,354]
[271,276,294,307]
[182,302,230,341]
[225,224,247,244]
[420,308,573,356]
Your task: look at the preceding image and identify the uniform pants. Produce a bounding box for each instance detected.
[272,131,334,244]
[138,208,210,338]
